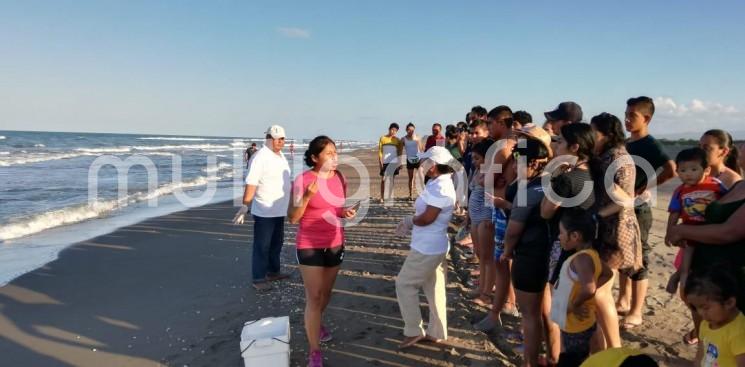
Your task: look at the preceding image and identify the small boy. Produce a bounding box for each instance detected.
[665,147,728,294]
[551,210,613,366]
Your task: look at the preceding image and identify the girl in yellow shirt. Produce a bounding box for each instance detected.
[685,268,745,367]
[551,210,613,366]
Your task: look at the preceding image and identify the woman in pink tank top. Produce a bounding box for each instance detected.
[287,136,357,367]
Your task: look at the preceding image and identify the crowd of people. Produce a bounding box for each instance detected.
[235,96,745,366]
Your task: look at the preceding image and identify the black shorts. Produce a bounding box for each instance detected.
[512,254,549,293]
[296,246,345,267]
[406,160,420,169]
[380,163,401,177]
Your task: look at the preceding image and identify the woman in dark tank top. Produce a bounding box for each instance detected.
[668,180,745,314]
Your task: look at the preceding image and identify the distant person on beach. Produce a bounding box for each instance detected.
[621,96,676,330]
[425,123,446,150]
[463,119,489,177]
[287,136,357,367]
[234,125,292,291]
[403,123,424,200]
[700,129,743,188]
[512,110,533,131]
[445,125,463,161]
[378,122,403,201]
[244,143,258,168]
[394,146,457,349]
[684,268,745,367]
[470,105,488,122]
[290,141,296,156]
[545,101,584,135]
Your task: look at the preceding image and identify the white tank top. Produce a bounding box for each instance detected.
[404,137,420,159]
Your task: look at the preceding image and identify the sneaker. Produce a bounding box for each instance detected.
[319,325,333,343]
[307,350,323,367]
[473,314,500,332]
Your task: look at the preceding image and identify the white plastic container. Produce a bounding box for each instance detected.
[240,316,290,367]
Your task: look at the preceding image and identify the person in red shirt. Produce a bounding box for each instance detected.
[425,123,445,150]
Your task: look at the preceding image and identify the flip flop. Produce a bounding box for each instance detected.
[621,320,642,330]
[398,335,426,349]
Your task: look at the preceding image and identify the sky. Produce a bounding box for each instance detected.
[1,0,744,141]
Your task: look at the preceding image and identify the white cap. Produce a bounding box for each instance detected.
[417,146,454,165]
[264,125,286,139]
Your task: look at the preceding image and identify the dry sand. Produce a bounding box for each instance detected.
[0,148,696,366]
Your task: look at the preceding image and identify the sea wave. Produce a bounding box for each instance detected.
[0,152,95,167]
[0,170,234,241]
[202,162,234,174]
[138,136,228,141]
[0,136,5,140]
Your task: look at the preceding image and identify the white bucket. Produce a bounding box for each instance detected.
[240,316,290,367]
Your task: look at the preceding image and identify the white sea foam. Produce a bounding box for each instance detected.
[0,136,5,140]
[0,152,95,167]
[75,147,132,153]
[34,144,45,148]
[202,162,233,174]
[0,170,234,242]
[138,136,228,141]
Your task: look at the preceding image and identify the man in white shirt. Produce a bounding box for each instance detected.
[236,125,292,291]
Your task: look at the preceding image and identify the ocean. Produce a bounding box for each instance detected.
[0,130,373,284]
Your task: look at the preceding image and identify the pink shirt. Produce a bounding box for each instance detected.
[293,170,346,250]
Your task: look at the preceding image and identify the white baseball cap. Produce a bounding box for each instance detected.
[417,146,455,165]
[265,125,286,139]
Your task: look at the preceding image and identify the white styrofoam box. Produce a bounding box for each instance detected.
[240,316,290,367]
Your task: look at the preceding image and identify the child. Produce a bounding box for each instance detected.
[665,147,728,296]
[551,210,613,366]
[685,268,745,367]
[467,140,494,306]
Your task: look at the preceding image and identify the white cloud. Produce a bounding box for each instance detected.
[651,97,744,138]
[654,96,739,116]
[276,27,311,39]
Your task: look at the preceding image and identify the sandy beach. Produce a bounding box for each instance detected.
[0,147,696,366]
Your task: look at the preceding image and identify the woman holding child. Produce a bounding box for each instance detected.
[287,136,358,367]
[664,129,744,347]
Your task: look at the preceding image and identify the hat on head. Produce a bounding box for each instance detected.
[544,102,583,123]
[418,146,455,165]
[265,125,286,139]
[514,123,553,158]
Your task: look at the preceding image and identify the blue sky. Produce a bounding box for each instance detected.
[1,0,744,140]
